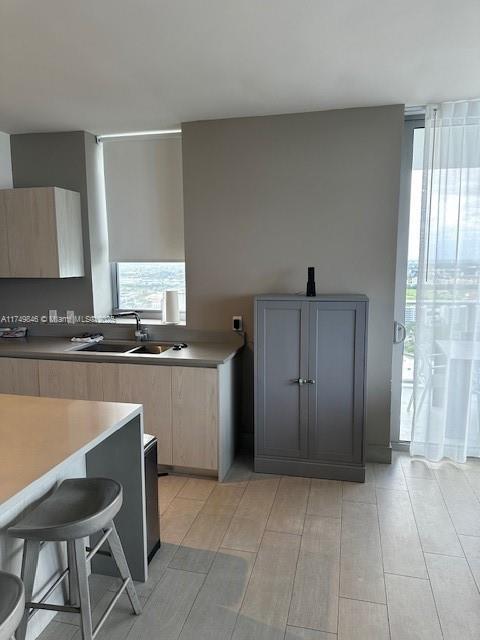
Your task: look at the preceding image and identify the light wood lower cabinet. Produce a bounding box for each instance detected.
[172,367,218,471]
[37,361,172,464]
[0,357,39,395]
[38,360,103,401]
[102,363,173,466]
[0,356,236,479]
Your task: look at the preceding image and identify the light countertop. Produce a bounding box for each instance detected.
[0,336,242,367]
[0,393,141,510]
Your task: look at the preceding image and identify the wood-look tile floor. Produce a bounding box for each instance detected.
[39,452,480,640]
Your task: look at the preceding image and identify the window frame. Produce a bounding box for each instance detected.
[390,114,425,447]
[111,261,186,321]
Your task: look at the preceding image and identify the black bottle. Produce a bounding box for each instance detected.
[306,267,316,297]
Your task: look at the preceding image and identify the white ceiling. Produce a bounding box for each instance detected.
[1,1,479,135]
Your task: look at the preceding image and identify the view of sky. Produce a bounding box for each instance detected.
[408,128,424,262]
[409,127,480,263]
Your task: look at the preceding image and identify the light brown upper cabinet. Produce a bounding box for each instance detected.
[0,187,84,278]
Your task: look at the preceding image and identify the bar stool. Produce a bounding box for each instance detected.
[8,478,141,640]
[0,571,24,640]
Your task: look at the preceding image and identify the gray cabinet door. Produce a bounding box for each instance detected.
[308,301,366,464]
[255,300,309,458]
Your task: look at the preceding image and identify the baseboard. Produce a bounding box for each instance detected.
[391,441,410,453]
[157,464,217,478]
[255,456,365,482]
[366,443,392,464]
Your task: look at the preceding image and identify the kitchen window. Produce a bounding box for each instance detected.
[113,262,186,320]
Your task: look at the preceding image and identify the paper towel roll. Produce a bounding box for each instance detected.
[164,290,180,323]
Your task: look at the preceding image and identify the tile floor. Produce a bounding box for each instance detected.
[38,453,480,639]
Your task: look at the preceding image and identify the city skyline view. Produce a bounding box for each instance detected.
[117,262,186,313]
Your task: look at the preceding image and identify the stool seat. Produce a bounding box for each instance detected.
[9,478,123,541]
[0,571,24,640]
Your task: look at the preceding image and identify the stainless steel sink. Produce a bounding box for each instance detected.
[70,341,185,356]
[127,343,173,355]
[78,342,134,353]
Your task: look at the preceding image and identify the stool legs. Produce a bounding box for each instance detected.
[106,522,142,615]
[15,525,140,640]
[17,540,40,640]
[67,541,78,607]
[74,539,93,640]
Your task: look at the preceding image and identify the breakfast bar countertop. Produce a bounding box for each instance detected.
[0,393,142,512]
[0,393,148,639]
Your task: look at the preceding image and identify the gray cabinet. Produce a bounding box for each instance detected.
[254,295,368,482]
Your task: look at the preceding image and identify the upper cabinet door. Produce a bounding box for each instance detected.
[308,301,367,464]
[0,187,84,278]
[255,299,309,459]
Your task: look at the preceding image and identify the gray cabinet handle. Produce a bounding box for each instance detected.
[295,378,316,385]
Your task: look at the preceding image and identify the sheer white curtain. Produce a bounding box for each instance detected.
[411,100,480,462]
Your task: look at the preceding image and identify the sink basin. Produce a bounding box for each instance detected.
[128,343,172,355]
[77,342,134,353]
[71,341,184,355]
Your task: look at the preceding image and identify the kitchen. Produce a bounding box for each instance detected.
[0,126,245,639]
[1,3,480,640]
[0,117,385,638]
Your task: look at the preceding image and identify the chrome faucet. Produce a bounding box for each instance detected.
[113,311,149,341]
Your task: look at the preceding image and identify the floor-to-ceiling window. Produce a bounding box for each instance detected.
[400,126,424,441]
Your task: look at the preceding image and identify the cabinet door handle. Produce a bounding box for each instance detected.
[295,378,316,385]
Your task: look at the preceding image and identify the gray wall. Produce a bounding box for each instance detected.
[0,131,111,319]
[182,105,404,458]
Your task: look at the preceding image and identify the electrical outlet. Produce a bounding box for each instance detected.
[66,310,76,324]
[232,315,243,332]
[48,309,58,323]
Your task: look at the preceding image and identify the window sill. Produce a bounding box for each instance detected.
[111,317,186,327]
